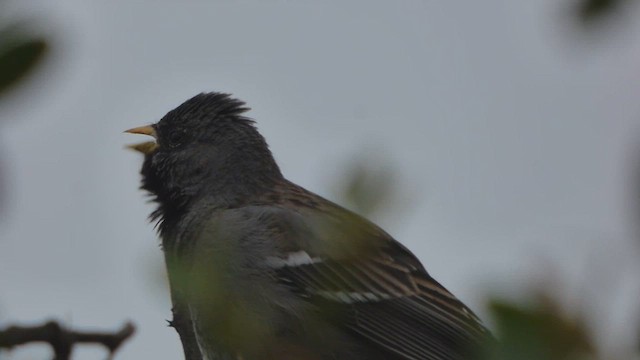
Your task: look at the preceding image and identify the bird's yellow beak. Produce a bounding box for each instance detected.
[124,125,158,154]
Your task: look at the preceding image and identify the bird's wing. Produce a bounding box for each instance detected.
[266,203,492,360]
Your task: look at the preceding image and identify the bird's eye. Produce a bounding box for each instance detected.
[166,130,186,148]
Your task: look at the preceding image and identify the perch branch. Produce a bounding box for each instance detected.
[0,320,135,360]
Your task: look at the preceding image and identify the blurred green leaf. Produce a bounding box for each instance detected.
[484,295,595,360]
[339,157,396,218]
[576,0,627,25]
[344,165,392,215]
[0,34,48,97]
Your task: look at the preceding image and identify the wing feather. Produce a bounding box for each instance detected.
[274,253,491,359]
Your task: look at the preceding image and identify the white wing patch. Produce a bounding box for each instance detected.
[265,251,323,268]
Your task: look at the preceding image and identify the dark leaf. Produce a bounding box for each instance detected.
[576,0,624,24]
[0,36,48,97]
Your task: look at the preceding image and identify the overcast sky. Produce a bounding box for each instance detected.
[1,1,640,359]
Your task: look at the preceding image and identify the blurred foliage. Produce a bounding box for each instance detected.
[479,293,599,360]
[0,25,47,98]
[0,18,48,99]
[575,0,633,26]
[336,155,400,219]
[578,0,621,20]
[0,3,50,212]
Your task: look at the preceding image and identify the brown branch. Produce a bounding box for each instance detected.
[169,305,202,360]
[0,320,135,360]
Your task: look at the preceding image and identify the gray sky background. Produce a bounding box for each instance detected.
[1,1,640,359]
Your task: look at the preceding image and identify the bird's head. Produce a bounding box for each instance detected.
[126,92,282,227]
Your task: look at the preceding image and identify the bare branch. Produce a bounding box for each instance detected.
[0,320,135,360]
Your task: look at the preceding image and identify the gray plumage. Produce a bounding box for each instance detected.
[129,92,491,360]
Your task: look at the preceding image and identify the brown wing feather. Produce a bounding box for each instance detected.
[276,254,490,360]
[257,183,492,358]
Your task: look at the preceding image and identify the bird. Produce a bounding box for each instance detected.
[126,92,491,360]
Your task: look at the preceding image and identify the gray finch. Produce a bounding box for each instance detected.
[127,93,492,360]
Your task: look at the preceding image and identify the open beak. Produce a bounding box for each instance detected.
[124,125,158,154]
